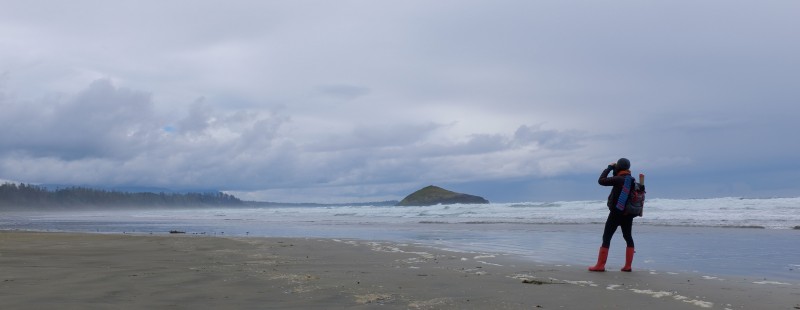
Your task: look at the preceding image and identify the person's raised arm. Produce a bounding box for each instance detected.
[598,163,616,186]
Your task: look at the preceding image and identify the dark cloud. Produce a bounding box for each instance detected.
[513,125,584,150]
[0,79,293,190]
[0,79,157,160]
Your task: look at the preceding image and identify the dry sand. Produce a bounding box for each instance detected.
[1,231,797,309]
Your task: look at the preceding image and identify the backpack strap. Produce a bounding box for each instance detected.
[615,175,633,212]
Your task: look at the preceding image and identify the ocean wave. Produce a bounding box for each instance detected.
[508,203,562,208]
[645,223,767,229]
[4,196,799,230]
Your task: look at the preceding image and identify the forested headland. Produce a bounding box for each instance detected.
[0,183,243,210]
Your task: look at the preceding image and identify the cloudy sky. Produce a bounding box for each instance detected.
[1,1,799,203]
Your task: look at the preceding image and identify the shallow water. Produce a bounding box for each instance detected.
[2,208,798,282]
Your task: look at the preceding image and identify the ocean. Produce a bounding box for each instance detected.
[2,197,799,281]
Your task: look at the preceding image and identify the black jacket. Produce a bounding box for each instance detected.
[598,166,630,213]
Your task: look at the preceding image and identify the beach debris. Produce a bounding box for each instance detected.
[513,274,561,285]
[354,293,393,304]
[169,230,185,234]
[522,279,553,285]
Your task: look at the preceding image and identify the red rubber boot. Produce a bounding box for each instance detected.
[588,247,609,272]
[621,247,635,272]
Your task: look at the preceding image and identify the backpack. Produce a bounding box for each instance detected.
[615,175,646,217]
[625,178,645,217]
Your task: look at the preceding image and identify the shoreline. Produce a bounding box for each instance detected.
[1,231,797,309]
[3,221,799,282]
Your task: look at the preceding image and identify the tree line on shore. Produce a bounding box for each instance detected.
[0,183,242,209]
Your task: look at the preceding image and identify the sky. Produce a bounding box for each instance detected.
[1,1,799,203]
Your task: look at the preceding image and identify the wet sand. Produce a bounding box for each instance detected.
[1,231,797,309]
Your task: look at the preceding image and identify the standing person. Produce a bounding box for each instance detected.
[589,158,644,272]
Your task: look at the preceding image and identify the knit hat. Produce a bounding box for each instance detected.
[616,158,631,170]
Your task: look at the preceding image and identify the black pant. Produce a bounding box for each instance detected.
[601,211,635,248]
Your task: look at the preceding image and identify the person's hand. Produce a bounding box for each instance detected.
[609,162,616,166]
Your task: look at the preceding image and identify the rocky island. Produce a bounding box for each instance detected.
[396,185,489,206]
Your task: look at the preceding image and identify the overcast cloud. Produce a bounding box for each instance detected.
[1,1,799,202]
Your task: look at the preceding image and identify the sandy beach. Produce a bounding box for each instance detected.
[0,231,797,309]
